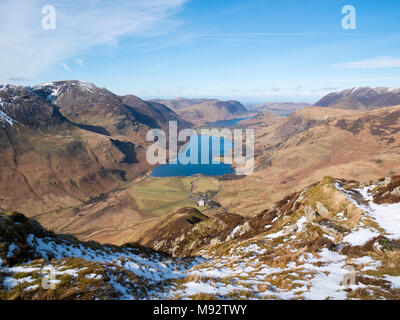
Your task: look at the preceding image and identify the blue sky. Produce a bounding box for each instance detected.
[1,0,400,103]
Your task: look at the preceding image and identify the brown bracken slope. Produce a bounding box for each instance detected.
[0,81,189,244]
[216,105,400,215]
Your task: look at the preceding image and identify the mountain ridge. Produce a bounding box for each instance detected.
[0,80,189,221]
[315,87,400,110]
[248,102,310,116]
[3,175,400,299]
[150,97,252,124]
[216,104,400,215]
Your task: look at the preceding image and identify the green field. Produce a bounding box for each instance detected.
[129,176,219,217]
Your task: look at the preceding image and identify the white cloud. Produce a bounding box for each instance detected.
[61,62,72,72]
[0,0,187,81]
[334,56,400,69]
[75,58,85,68]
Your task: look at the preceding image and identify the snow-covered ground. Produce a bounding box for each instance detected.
[2,179,400,300]
[166,233,383,300]
[0,108,13,126]
[343,228,379,246]
[25,233,195,283]
[1,231,202,300]
[336,183,400,240]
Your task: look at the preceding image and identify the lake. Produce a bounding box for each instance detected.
[151,135,234,177]
[151,116,251,177]
[205,116,252,128]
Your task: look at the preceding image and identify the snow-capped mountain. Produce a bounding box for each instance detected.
[315,87,400,110]
[0,81,189,220]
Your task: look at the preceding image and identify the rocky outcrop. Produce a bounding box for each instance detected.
[316,202,330,217]
[305,206,319,222]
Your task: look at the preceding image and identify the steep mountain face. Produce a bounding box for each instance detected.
[216,105,400,214]
[121,95,191,129]
[315,87,400,110]
[33,81,188,137]
[0,81,189,227]
[3,175,400,300]
[33,81,135,136]
[248,102,310,116]
[0,84,65,128]
[150,98,251,124]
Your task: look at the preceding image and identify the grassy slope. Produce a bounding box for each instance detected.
[216,106,400,216]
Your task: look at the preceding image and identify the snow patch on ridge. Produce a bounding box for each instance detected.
[336,182,400,240]
[0,109,14,126]
[343,228,379,246]
[25,233,193,283]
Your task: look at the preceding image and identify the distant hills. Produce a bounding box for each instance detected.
[245,87,400,116]
[247,102,310,116]
[217,103,400,215]
[315,87,400,110]
[239,110,280,127]
[150,98,252,123]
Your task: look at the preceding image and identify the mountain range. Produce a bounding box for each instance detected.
[150,98,252,124]
[247,102,310,116]
[216,104,400,215]
[315,87,400,110]
[2,83,400,300]
[0,81,189,217]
